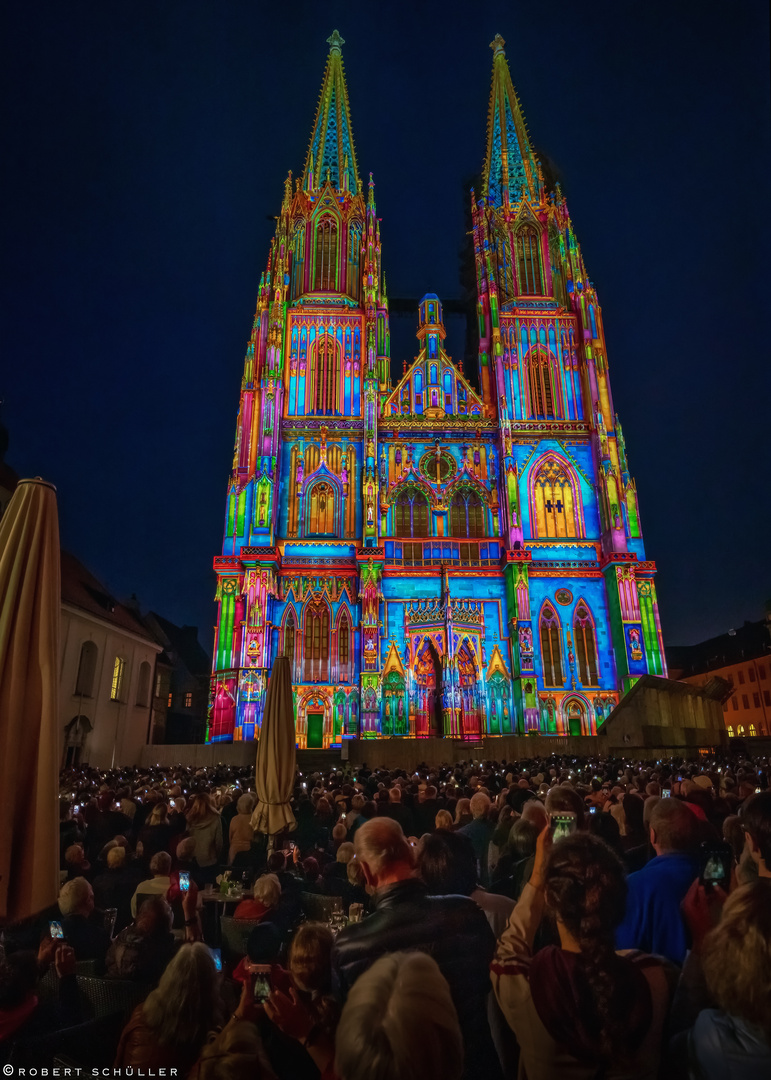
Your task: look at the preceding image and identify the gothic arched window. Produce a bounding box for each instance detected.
[493,230,514,300]
[540,605,565,687]
[395,489,429,537]
[450,491,485,538]
[338,614,351,681]
[284,613,296,671]
[573,602,599,686]
[347,224,361,301]
[135,661,151,707]
[291,227,305,299]
[307,481,336,536]
[314,217,338,291]
[528,352,557,418]
[312,334,339,415]
[304,604,330,682]
[533,459,579,539]
[75,641,98,698]
[516,225,544,295]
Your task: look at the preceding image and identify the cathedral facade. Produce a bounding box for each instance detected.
[207,31,666,747]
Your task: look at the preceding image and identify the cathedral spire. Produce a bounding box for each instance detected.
[302,30,360,194]
[482,33,539,207]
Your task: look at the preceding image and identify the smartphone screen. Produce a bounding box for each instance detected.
[662,789,671,798]
[588,806,597,814]
[698,841,732,888]
[549,812,577,842]
[252,965,271,1003]
[209,947,222,972]
[49,921,64,939]
[179,871,190,891]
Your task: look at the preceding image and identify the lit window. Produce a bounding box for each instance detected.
[737,725,745,736]
[168,693,173,708]
[533,459,579,538]
[185,692,192,708]
[749,724,757,737]
[110,657,125,702]
[727,726,734,737]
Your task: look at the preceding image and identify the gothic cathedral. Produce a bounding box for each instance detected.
[208,31,666,747]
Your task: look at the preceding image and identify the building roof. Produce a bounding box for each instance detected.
[60,550,156,641]
[302,30,359,194]
[147,612,210,677]
[667,619,771,678]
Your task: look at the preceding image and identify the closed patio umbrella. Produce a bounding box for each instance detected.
[251,655,296,836]
[0,479,60,920]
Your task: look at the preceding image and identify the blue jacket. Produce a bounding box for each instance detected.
[615,852,699,964]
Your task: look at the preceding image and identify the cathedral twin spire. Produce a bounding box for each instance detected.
[302,30,360,194]
[482,33,540,207]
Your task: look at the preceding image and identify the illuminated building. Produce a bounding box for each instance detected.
[208,31,666,746]
[668,614,771,737]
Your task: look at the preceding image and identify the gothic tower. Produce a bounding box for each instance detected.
[207,31,666,745]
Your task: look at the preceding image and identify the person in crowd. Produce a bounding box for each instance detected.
[186,794,223,884]
[378,786,414,837]
[622,795,659,873]
[229,793,255,865]
[414,784,442,836]
[138,801,174,859]
[0,941,79,1055]
[622,793,648,851]
[435,808,454,831]
[189,991,277,1080]
[59,800,84,861]
[63,842,92,881]
[105,896,178,985]
[417,829,514,938]
[234,874,281,921]
[453,797,473,829]
[457,791,495,886]
[86,791,132,862]
[492,828,676,1079]
[333,817,502,1080]
[115,942,222,1071]
[742,789,771,878]
[588,808,625,858]
[57,877,111,964]
[616,798,699,964]
[168,795,187,836]
[172,834,200,877]
[671,876,771,1076]
[334,952,463,1080]
[130,851,173,918]
[91,844,136,932]
[490,818,540,898]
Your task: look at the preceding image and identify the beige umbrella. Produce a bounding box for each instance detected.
[251,655,296,836]
[0,479,60,921]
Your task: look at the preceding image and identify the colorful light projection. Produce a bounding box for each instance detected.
[208,31,666,746]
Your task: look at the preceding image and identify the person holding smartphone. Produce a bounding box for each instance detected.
[492,827,675,1079]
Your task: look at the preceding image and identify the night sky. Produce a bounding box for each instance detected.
[2,0,769,654]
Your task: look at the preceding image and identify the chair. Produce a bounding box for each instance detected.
[301,892,341,923]
[75,975,150,1021]
[220,917,263,963]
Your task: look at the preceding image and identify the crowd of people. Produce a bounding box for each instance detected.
[1,751,770,1078]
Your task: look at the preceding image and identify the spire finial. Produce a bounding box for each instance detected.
[490,33,506,57]
[327,29,344,54]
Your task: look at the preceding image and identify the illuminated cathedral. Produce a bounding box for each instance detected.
[207,31,667,746]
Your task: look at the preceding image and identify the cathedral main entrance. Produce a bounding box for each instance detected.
[414,639,444,737]
[306,712,324,749]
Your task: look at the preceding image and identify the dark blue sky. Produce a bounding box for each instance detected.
[2,0,769,652]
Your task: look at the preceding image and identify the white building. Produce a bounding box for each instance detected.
[59,551,162,768]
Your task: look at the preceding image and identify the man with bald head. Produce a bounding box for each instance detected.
[334,817,503,1080]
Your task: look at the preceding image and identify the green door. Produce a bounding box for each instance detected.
[307,712,324,749]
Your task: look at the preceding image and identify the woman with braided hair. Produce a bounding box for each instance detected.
[491,827,676,1079]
